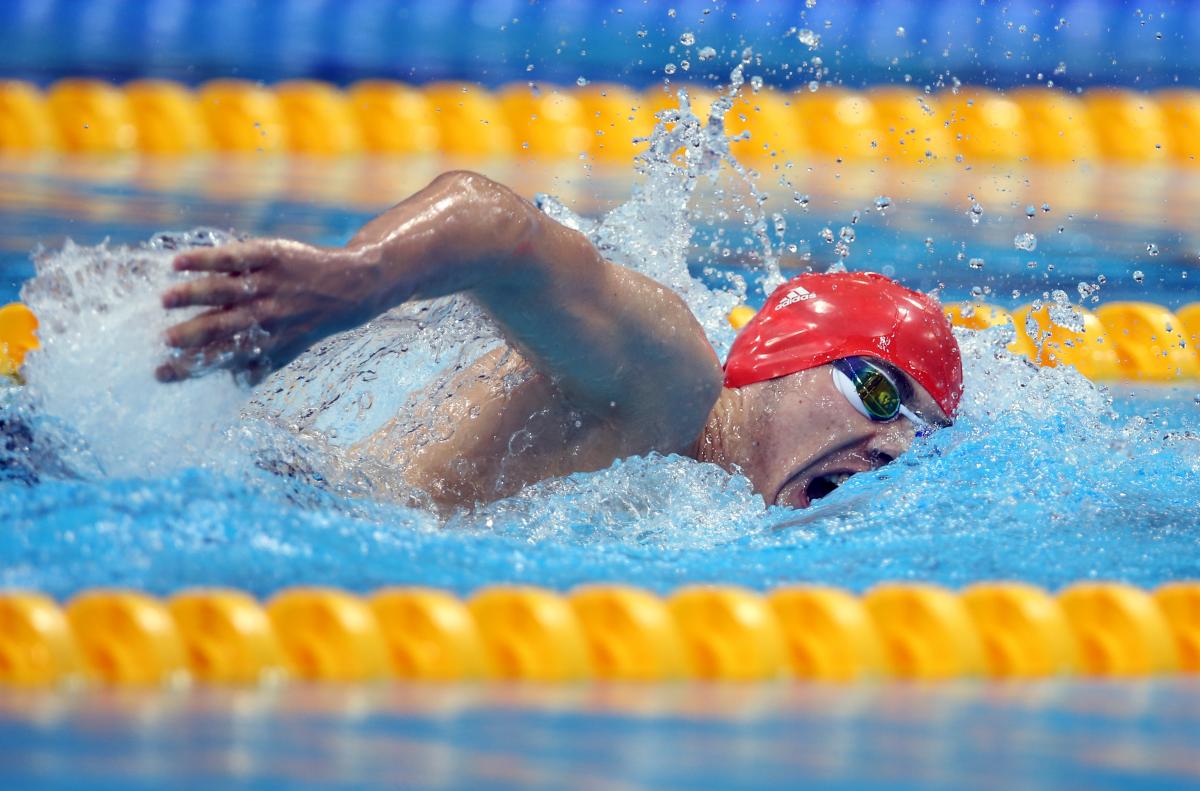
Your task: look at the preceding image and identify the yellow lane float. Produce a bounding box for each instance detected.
[369,587,491,680]
[168,589,282,684]
[198,79,287,153]
[961,582,1078,678]
[348,80,441,155]
[863,583,986,680]
[1059,583,1179,676]
[266,587,389,681]
[570,585,687,680]
[65,590,187,685]
[275,80,362,156]
[1084,89,1170,163]
[768,586,886,680]
[468,585,591,681]
[124,79,208,155]
[867,88,951,164]
[46,78,138,154]
[1009,88,1099,163]
[668,586,787,680]
[2,80,1199,164]
[0,303,38,379]
[940,88,1025,163]
[0,81,58,151]
[3,581,1199,686]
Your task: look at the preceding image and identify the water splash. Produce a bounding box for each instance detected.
[2,72,1199,596]
[18,231,253,478]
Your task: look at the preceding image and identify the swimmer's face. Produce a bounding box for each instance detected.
[719,360,949,509]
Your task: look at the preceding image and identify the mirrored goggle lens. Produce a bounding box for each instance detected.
[845,361,901,421]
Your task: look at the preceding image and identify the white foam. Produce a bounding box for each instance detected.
[20,231,253,478]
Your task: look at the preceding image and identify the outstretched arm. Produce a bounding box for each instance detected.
[160,171,723,451]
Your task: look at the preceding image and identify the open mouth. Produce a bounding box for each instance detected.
[804,471,855,503]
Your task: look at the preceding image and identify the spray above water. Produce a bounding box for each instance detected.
[2,57,1199,596]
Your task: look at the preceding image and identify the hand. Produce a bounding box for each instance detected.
[157,239,378,384]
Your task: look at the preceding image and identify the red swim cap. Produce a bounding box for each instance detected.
[723,272,963,416]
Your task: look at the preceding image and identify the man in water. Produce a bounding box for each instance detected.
[158,171,962,510]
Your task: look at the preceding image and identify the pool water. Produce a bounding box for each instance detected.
[1,101,1198,600]
[3,680,1199,791]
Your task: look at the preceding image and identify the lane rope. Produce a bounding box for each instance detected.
[2,79,1198,164]
[1,582,1196,686]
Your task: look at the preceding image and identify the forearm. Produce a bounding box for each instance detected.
[343,171,540,314]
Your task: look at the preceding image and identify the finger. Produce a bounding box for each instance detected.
[173,242,273,274]
[155,339,263,383]
[163,274,260,309]
[164,306,256,349]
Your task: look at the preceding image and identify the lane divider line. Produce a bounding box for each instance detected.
[1,581,1197,686]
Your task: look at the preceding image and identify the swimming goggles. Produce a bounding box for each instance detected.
[830,356,927,427]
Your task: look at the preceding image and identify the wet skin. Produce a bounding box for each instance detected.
[159,170,946,510]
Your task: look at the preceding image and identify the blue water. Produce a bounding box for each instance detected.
[1,156,1198,601]
[3,681,1200,791]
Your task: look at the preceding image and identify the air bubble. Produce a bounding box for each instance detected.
[969,258,985,270]
[874,196,892,212]
[1147,242,1160,256]
[968,202,983,225]
[1025,205,1036,219]
[1014,232,1038,251]
[797,29,821,49]
[1133,270,1145,284]
[839,226,855,243]
[819,227,835,244]
[698,46,717,61]
[680,32,695,46]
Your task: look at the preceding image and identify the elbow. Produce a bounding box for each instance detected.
[434,171,538,274]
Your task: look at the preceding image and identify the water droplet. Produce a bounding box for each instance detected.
[680,32,695,46]
[1014,232,1038,251]
[969,257,985,270]
[1147,242,1160,256]
[1133,270,1145,284]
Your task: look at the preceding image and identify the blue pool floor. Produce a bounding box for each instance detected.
[3,680,1199,791]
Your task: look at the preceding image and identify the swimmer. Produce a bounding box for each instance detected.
[158,171,961,510]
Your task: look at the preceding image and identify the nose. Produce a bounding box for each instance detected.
[866,419,915,469]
